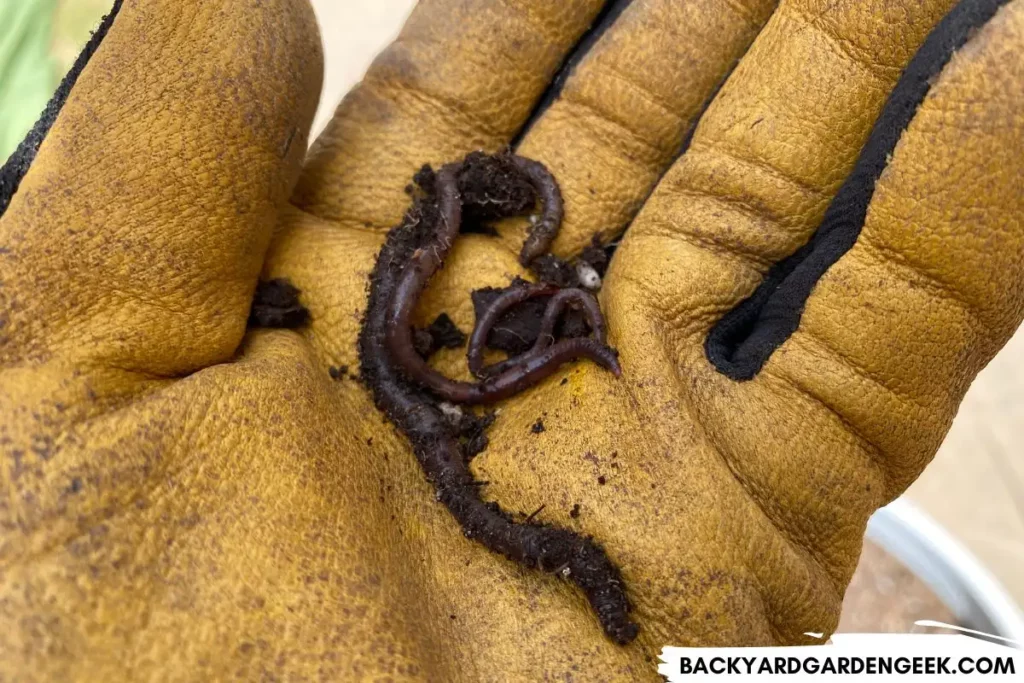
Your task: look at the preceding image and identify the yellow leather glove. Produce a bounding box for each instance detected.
[2,0,1022,679]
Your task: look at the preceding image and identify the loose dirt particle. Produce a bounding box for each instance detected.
[414,313,467,358]
[249,279,309,329]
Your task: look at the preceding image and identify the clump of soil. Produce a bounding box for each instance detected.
[249,279,309,329]
[450,409,496,461]
[531,254,579,288]
[579,236,611,277]
[409,152,538,237]
[413,313,467,359]
[456,152,537,228]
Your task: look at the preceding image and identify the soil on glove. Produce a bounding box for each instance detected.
[249,279,309,329]
[414,313,467,359]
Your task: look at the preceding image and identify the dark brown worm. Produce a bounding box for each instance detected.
[385,164,621,404]
[466,282,558,378]
[513,155,564,266]
[470,287,611,380]
[359,153,637,645]
[540,289,608,344]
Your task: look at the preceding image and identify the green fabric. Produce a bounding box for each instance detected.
[0,0,59,159]
[51,0,111,74]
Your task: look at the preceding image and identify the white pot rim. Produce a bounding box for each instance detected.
[866,498,1024,646]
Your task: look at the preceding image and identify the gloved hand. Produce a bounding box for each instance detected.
[2,0,1022,679]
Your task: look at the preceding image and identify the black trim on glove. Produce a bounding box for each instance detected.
[706,0,1014,381]
[0,0,123,219]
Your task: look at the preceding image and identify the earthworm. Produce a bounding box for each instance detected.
[512,155,564,266]
[469,287,611,380]
[465,282,558,377]
[539,288,608,345]
[384,163,620,404]
[359,152,637,645]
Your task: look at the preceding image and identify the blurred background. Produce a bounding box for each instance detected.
[1,0,1021,634]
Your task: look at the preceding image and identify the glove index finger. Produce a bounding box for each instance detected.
[0,0,323,376]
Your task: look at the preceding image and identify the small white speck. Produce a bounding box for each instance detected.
[438,402,463,421]
[576,262,602,290]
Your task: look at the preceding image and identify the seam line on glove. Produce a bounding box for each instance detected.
[511,0,634,146]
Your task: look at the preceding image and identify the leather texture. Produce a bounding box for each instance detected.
[1,0,1022,679]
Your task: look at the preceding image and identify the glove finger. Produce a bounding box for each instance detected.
[611,0,959,380]
[619,0,961,285]
[0,0,322,375]
[496,0,779,260]
[659,0,1024,603]
[720,0,1024,494]
[292,0,607,231]
[599,0,963,591]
